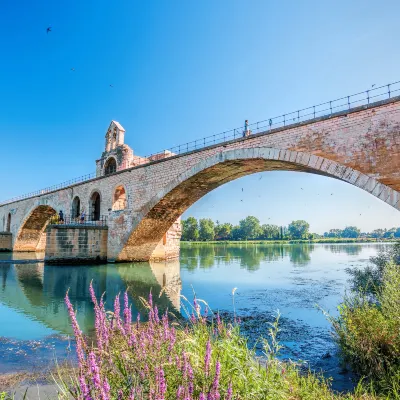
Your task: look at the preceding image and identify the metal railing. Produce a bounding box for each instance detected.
[1,80,399,206]
[49,214,108,227]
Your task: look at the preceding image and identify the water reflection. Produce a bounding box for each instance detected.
[181,243,314,270]
[0,260,181,338]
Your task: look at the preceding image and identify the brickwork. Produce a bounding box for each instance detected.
[44,225,108,264]
[0,232,12,251]
[0,97,399,262]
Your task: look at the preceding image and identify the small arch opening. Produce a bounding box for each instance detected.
[104,157,117,175]
[113,185,127,211]
[72,196,81,219]
[90,192,101,221]
[6,213,11,232]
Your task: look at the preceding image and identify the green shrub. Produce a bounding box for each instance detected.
[332,262,400,394]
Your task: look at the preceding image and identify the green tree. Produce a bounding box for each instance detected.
[261,224,280,240]
[384,228,396,239]
[231,225,242,240]
[199,218,215,241]
[371,228,386,239]
[324,229,343,238]
[214,223,233,240]
[239,216,262,240]
[288,220,310,239]
[342,226,361,238]
[181,217,199,241]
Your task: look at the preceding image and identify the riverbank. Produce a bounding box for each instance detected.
[181,238,399,244]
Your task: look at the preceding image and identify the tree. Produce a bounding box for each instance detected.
[214,223,233,240]
[181,217,199,241]
[342,226,361,238]
[239,216,262,240]
[288,220,310,239]
[384,228,396,239]
[231,225,243,240]
[261,224,280,240]
[370,229,386,239]
[199,218,215,241]
[324,229,343,238]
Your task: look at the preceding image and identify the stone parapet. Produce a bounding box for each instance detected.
[44,225,108,265]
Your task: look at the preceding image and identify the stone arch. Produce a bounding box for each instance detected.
[6,213,11,232]
[117,147,400,261]
[14,205,57,251]
[89,191,101,221]
[104,157,117,176]
[112,185,127,211]
[71,196,81,219]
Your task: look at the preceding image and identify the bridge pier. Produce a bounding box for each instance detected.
[44,225,108,265]
[0,232,12,252]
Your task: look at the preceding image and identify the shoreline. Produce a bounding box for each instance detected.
[181,238,399,245]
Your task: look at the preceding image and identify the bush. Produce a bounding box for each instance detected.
[332,262,400,393]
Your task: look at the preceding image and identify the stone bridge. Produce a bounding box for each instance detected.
[0,96,399,262]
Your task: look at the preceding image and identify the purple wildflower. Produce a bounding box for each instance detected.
[65,291,85,365]
[124,291,132,335]
[204,340,211,377]
[226,382,233,400]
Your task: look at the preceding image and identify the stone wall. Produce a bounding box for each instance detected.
[45,225,108,264]
[0,232,12,251]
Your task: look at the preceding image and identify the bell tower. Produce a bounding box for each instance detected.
[96,121,134,177]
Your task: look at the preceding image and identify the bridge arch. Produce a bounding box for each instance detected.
[14,205,57,251]
[104,157,117,176]
[117,147,400,261]
[89,190,102,221]
[71,196,81,219]
[6,213,11,232]
[113,185,127,211]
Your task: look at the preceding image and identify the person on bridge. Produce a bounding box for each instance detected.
[243,120,250,137]
[80,210,85,224]
[58,210,64,224]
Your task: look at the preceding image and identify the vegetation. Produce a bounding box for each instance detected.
[41,282,398,400]
[330,243,400,395]
[181,216,400,242]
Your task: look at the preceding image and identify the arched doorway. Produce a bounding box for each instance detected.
[71,196,81,219]
[90,192,101,221]
[104,157,117,175]
[6,213,11,232]
[113,185,127,210]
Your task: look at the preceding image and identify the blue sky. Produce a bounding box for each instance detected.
[1,0,400,233]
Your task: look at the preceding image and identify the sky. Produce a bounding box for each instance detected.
[1,0,400,234]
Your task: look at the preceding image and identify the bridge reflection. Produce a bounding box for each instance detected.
[0,260,181,337]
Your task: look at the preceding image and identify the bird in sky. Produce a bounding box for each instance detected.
[46,27,52,34]
[259,176,262,180]
[300,188,303,190]
[109,84,114,88]
[241,188,243,192]
[240,200,243,202]
[71,68,75,72]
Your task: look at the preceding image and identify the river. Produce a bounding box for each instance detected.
[0,243,390,391]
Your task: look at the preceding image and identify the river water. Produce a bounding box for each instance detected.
[0,243,389,391]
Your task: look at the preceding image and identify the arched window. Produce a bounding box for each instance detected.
[72,196,81,219]
[90,192,101,221]
[6,213,11,232]
[104,157,117,175]
[113,185,127,210]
